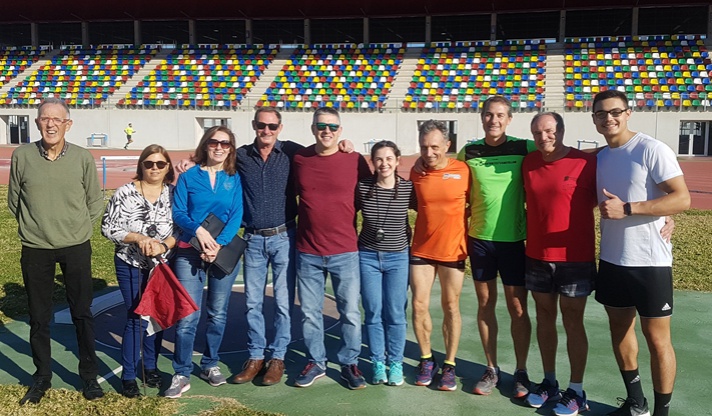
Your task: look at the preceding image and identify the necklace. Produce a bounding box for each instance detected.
[139,181,162,238]
[374,179,397,242]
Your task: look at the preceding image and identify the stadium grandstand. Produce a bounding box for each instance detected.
[0,1,710,156]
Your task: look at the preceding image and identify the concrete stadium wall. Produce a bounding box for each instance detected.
[0,106,707,155]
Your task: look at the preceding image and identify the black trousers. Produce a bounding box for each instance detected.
[21,240,99,381]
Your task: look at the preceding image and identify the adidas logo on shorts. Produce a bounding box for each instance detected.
[661,303,671,311]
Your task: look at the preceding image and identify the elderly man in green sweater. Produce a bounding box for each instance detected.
[8,98,105,405]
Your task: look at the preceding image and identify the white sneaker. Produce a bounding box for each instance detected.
[164,374,190,398]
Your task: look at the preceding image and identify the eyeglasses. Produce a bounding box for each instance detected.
[254,121,280,131]
[593,108,629,120]
[206,139,233,149]
[314,122,340,132]
[38,117,70,125]
[142,160,169,169]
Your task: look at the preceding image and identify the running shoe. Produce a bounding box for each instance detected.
[372,361,387,385]
[200,366,227,387]
[340,364,367,390]
[438,366,457,391]
[554,388,590,416]
[512,369,531,399]
[387,361,404,386]
[473,367,499,395]
[164,375,190,399]
[415,359,439,386]
[526,378,561,408]
[295,362,326,388]
[607,397,650,416]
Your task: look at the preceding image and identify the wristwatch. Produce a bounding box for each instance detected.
[623,202,632,216]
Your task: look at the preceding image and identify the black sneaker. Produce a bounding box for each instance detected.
[340,364,367,390]
[144,369,163,388]
[608,397,650,416]
[20,380,51,405]
[122,379,141,398]
[82,378,105,400]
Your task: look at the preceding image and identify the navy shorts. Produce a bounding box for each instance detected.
[595,260,673,318]
[468,237,525,286]
[525,257,596,297]
[410,255,466,270]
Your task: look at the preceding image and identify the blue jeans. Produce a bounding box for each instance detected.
[297,251,361,366]
[359,247,409,364]
[243,227,296,360]
[115,256,164,380]
[171,247,239,377]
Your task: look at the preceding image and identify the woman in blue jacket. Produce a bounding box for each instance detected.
[165,126,243,398]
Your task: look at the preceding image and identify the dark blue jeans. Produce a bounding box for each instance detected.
[115,255,164,380]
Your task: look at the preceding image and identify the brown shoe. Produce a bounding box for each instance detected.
[262,359,285,386]
[230,359,264,384]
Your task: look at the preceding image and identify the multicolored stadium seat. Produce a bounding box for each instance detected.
[0,45,155,107]
[564,35,711,109]
[404,40,546,111]
[0,48,44,89]
[259,44,403,110]
[118,45,276,109]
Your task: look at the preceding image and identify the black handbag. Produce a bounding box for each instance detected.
[189,213,246,275]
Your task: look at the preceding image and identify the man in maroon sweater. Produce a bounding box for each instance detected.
[292,107,371,390]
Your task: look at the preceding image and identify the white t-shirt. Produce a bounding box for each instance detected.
[596,132,683,267]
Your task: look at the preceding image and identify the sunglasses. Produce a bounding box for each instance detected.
[314,122,340,132]
[593,108,629,120]
[206,139,233,149]
[254,121,280,131]
[142,160,169,169]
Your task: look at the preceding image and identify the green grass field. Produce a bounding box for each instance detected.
[0,184,709,415]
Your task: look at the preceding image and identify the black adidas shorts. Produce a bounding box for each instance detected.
[595,260,673,318]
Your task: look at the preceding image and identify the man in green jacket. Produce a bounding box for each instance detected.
[8,98,105,405]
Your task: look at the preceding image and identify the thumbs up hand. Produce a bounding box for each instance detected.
[599,188,627,219]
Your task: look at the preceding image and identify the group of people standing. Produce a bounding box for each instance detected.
[8,94,688,416]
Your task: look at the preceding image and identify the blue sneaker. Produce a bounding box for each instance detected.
[372,361,387,385]
[295,362,326,387]
[554,388,589,416]
[340,364,366,390]
[438,366,457,391]
[526,379,561,408]
[387,361,404,386]
[415,359,439,386]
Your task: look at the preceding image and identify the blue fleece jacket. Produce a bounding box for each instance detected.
[173,165,243,246]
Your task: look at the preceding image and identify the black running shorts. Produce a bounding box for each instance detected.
[595,260,673,318]
[468,237,525,286]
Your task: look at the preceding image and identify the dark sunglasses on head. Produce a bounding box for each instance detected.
[142,160,169,169]
[315,122,340,132]
[254,121,280,131]
[206,139,233,149]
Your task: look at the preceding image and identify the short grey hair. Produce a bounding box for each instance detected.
[418,119,449,141]
[530,112,565,133]
[37,97,70,118]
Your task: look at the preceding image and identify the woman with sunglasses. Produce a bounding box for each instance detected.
[356,140,415,387]
[101,144,177,398]
[165,126,243,399]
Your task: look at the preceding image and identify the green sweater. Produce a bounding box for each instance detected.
[8,141,103,249]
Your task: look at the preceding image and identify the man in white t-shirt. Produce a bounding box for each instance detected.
[593,90,690,416]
